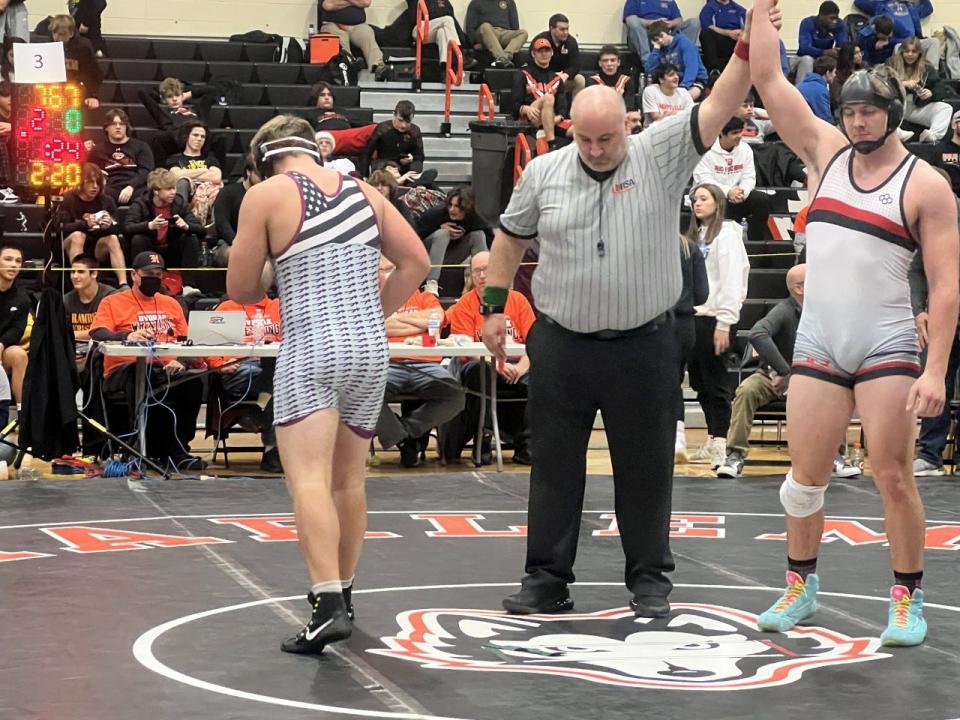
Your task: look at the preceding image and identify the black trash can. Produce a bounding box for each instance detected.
[469,119,533,224]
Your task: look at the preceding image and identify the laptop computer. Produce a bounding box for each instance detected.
[187,310,247,345]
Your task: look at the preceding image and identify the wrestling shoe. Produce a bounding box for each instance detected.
[281,591,352,654]
[502,583,574,614]
[342,586,355,621]
[880,585,927,647]
[757,571,819,632]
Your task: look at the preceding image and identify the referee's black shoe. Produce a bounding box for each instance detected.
[502,585,574,614]
[630,595,671,618]
[281,592,352,654]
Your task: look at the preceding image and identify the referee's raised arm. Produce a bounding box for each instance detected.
[696,2,785,148]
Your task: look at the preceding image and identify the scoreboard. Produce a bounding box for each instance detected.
[13,83,85,190]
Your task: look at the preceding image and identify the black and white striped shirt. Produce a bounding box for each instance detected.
[500,105,707,333]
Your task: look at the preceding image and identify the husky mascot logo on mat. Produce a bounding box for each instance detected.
[369,604,889,691]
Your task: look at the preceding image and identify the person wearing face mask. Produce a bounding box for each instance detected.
[89,252,206,470]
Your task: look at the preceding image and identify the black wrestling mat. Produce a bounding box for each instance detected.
[2,473,959,719]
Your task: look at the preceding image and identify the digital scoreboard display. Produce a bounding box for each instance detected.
[13,83,85,190]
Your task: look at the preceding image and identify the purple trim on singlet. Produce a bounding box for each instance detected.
[272,173,307,259]
[276,411,376,439]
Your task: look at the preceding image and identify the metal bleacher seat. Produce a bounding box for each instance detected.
[105,37,152,59]
[198,42,244,63]
[265,84,311,107]
[225,106,275,130]
[210,128,242,154]
[151,39,199,61]
[112,60,159,82]
[118,82,152,103]
[243,43,278,63]
[159,61,206,83]
[747,268,789,300]
[238,84,266,105]
[254,63,302,85]
[206,61,256,84]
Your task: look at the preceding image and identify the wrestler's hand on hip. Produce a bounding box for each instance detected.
[482,314,507,365]
[907,371,945,418]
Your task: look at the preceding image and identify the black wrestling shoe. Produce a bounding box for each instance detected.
[342,586,355,621]
[502,584,574,614]
[281,592,352,654]
[630,595,671,618]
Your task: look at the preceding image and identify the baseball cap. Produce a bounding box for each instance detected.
[133,251,165,271]
[532,37,552,51]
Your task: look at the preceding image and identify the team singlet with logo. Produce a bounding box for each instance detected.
[792,147,920,386]
[271,171,388,434]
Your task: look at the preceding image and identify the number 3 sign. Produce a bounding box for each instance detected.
[13,42,66,84]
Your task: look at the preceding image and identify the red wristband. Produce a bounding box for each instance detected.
[734,39,750,61]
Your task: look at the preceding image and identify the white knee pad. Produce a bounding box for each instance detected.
[779,471,827,518]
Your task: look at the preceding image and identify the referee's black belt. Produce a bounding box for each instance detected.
[541,312,671,341]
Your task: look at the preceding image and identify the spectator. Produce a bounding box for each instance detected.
[316,131,356,175]
[123,169,203,282]
[408,0,476,72]
[514,37,570,151]
[644,20,707,101]
[49,14,101,109]
[360,100,425,177]
[736,90,774,144]
[0,80,15,202]
[63,255,113,345]
[0,243,30,405]
[682,183,750,469]
[795,2,848,84]
[673,235,709,463]
[855,0,939,66]
[532,13,585,98]
[207,294,283,473]
[368,169,418,228]
[0,0,27,44]
[313,82,351,131]
[139,77,227,169]
[931,111,960,196]
[831,41,865,108]
[465,0,526,68]
[59,162,126,287]
[375,256,465,467]
[90,109,155,204]
[0,35,22,81]
[89,252,205,470]
[587,45,638,112]
[71,0,107,56]
[442,251,535,464]
[166,121,222,224]
[319,0,390,81]
[797,55,837,123]
[642,62,693,125]
[212,159,261,267]
[858,15,897,67]
[699,0,746,74]
[417,186,490,296]
[888,37,953,142]
[623,0,699,65]
[693,116,771,243]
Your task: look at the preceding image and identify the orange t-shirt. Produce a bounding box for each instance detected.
[90,289,189,375]
[207,297,283,368]
[389,290,445,363]
[793,204,809,236]
[445,289,536,343]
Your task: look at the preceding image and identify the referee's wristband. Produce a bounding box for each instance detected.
[483,286,510,306]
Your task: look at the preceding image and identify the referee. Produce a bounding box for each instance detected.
[484,7,782,616]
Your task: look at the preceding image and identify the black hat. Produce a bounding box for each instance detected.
[132,251,165,271]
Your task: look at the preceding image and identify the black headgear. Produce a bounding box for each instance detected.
[837,69,905,155]
[255,136,323,178]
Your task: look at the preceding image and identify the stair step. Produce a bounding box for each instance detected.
[361,89,482,113]
[422,136,471,157]
[374,112,488,134]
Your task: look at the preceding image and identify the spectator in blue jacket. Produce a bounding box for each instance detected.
[698,0,746,73]
[797,55,837,122]
[796,2,848,83]
[644,20,707,100]
[854,0,940,65]
[622,0,699,64]
[859,15,897,67]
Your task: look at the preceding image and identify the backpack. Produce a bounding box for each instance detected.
[398,186,446,218]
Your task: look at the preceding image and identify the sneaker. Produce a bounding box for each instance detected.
[880,585,927,646]
[688,436,715,464]
[373,64,391,81]
[832,454,862,478]
[0,187,18,204]
[674,421,688,463]
[398,437,421,468]
[630,595,671,618]
[757,571,819,632]
[717,449,745,478]
[281,591,352,654]
[259,447,283,474]
[502,584,574,615]
[913,457,945,477]
[512,445,532,465]
[172,453,207,471]
[424,279,439,296]
[710,438,727,470]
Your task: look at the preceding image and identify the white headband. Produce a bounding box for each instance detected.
[259,136,321,162]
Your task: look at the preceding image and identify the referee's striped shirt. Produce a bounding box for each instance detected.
[500,105,708,334]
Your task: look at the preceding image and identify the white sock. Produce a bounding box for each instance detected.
[340,576,354,589]
[310,580,342,595]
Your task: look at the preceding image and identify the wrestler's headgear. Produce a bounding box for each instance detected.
[255,135,323,179]
[837,68,905,155]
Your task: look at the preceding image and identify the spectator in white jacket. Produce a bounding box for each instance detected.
[693,116,771,243]
[683,182,750,469]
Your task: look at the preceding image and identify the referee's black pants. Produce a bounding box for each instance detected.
[522,315,679,599]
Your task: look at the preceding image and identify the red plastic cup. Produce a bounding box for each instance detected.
[422,332,437,347]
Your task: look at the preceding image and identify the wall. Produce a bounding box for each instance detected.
[25,1,960,49]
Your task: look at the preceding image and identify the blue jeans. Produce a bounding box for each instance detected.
[624,16,700,62]
[917,330,960,465]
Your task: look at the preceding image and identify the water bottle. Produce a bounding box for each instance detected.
[426,310,441,347]
[739,218,749,241]
[252,307,266,344]
[307,23,316,38]
[851,442,865,472]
